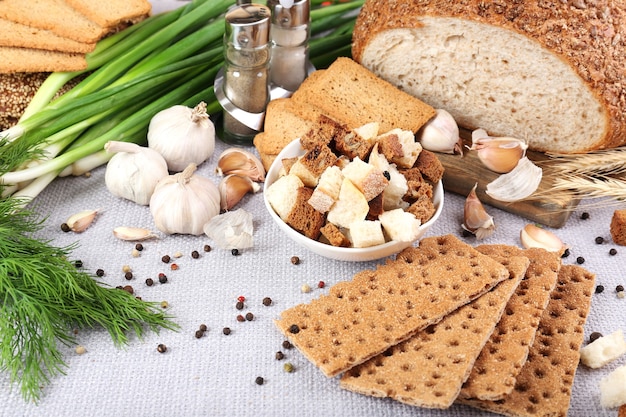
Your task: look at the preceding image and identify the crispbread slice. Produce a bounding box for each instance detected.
[0,18,96,53]
[274,234,510,377]
[62,0,151,28]
[0,0,107,43]
[340,255,529,409]
[0,47,87,74]
[459,245,562,401]
[461,264,596,417]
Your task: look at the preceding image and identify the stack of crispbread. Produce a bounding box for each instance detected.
[0,0,152,73]
[275,235,597,416]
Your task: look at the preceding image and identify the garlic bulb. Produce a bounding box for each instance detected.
[147,102,216,172]
[203,208,254,250]
[462,183,495,240]
[149,163,220,235]
[104,141,169,205]
[471,131,528,174]
[418,109,463,154]
[216,148,265,182]
[520,224,567,254]
[486,157,542,202]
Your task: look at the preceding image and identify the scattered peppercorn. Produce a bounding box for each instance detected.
[75,345,87,355]
[145,278,154,286]
[290,256,300,265]
[157,344,167,353]
[223,327,231,335]
[237,314,245,322]
[318,281,326,289]
[170,263,179,271]
[236,301,245,310]
[124,271,133,280]
[561,248,570,258]
[275,351,285,360]
[161,255,171,263]
[595,236,604,244]
[60,222,71,232]
[158,273,168,284]
[135,243,143,251]
[283,363,294,373]
[589,332,603,343]
[617,285,625,293]
[131,248,140,258]
[581,212,590,220]
[195,330,204,339]
[122,265,132,273]
[245,312,254,321]
[288,324,300,334]
[203,244,211,252]
[238,296,246,302]
[282,340,293,349]
[174,251,183,258]
[123,285,134,294]
[255,376,265,385]
[191,250,200,259]
[610,248,618,256]
[262,297,272,306]
[618,292,625,299]
[595,285,605,294]
[96,268,105,277]
[74,260,83,268]
[199,324,208,332]
[576,256,585,264]
[301,284,311,293]
[231,248,240,256]
[160,301,169,309]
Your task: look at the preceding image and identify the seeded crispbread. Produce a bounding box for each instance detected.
[0,47,87,74]
[0,18,96,53]
[0,0,107,44]
[274,234,510,377]
[459,245,562,401]
[291,57,436,135]
[340,255,529,409]
[62,0,151,28]
[461,264,596,417]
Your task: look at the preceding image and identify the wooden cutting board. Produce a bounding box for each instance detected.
[436,137,579,228]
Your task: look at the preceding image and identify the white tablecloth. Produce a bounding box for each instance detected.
[2,2,625,416]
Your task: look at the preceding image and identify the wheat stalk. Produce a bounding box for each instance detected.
[546,147,626,175]
[551,173,626,200]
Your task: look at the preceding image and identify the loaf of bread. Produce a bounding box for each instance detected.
[352,0,626,153]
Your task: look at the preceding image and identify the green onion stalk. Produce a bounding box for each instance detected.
[0,0,363,402]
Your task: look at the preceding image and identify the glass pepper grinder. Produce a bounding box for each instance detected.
[267,0,310,93]
[220,3,271,145]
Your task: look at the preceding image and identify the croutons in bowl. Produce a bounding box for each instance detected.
[263,137,444,262]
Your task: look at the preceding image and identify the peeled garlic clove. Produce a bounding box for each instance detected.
[472,137,528,174]
[520,224,567,254]
[216,148,266,182]
[113,227,158,241]
[462,183,495,240]
[66,209,99,232]
[486,157,542,202]
[418,109,463,154]
[219,174,261,211]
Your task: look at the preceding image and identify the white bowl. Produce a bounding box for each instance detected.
[263,139,444,262]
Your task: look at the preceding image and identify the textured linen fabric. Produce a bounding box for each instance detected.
[0,2,623,416]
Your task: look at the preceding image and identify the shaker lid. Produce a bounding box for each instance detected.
[225,4,271,48]
[270,0,309,28]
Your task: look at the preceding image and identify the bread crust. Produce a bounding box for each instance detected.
[352,0,626,151]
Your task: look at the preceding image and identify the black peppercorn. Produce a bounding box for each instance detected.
[290,256,300,265]
[610,248,618,256]
[231,249,240,256]
[74,260,83,268]
[123,285,134,294]
[96,268,105,277]
[236,301,244,310]
[581,212,590,220]
[199,324,208,332]
[595,236,604,244]
[255,376,264,385]
[275,351,285,360]
[589,332,603,343]
[191,250,200,259]
[145,278,154,286]
[288,324,300,334]
[195,330,204,339]
[162,255,171,263]
[617,285,625,293]
[576,256,585,264]
[595,285,605,294]
[262,297,272,306]
[223,327,231,335]
[135,243,143,251]
[158,273,168,284]
[204,244,211,252]
[282,340,293,349]
[245,312,254,321]
[60,223,71,232]
[157,344,167,353]
[125,271,133,280]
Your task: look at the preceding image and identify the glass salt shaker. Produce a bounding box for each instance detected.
[267,0,310,93]
[221,3,271,145]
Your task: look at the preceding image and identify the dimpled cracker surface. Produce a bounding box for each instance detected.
[340,255,529,409]
[460,245,562,401]
[274,235,510,377]
[462,264,595,417]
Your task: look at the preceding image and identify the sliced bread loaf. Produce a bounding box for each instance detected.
[0,18,96,53]
[63,0,151,28]
[352,0,626,153]
[0,46,87,73]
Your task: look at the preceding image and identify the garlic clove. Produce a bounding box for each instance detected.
[219,174,261,211]
[203,208,254,249]
[462,183,495,240]
[472,136,528,174]
[520,224,567,254]
[418,109,463,154]
[66,209,99,232]
[216,148,266,182]
[485,156,542,202]
[113,227,158,241]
